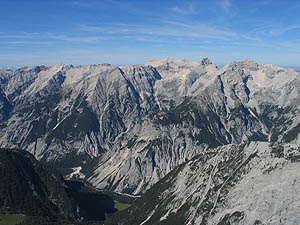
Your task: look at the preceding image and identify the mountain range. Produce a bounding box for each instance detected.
[1,58,300,196]
[2,57,300,223]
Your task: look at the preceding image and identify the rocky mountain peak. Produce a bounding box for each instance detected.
[54,61,64,68]
[242,58,259,66]
[200,57,212,65]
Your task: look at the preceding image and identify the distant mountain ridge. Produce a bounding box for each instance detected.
[1,58,300,195]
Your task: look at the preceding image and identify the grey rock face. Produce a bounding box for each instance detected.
[1,58,300,194]
[114,142,300,225]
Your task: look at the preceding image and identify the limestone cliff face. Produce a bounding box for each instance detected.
[1,58,300,194]
[107,142,300,225]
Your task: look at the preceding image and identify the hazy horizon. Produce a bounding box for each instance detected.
[2,59,300,73]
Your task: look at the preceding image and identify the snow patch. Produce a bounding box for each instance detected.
[66,166,85,179]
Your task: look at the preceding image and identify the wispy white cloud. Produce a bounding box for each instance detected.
[0,41,50,45]
[259,0,273,5]
[0,32,51,45]
[170,3,197,15]
[69,0,121,8]
[80,20,238,42]
[79,24,138,34]
[0,32,41,39]
[48,32,166,44]
[246,22,300,37]
[70,1,92,8]
[49,34,110,42]
[161,20,237,39]
[235,20,300,43]
[220,0,232,13]
[269,24,300,36]
[6,20,300,50]
[0,34,34,39]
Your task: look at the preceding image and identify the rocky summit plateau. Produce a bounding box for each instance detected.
[1,58,300,224]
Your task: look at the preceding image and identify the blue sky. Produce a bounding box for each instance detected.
[1,0,300,67]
